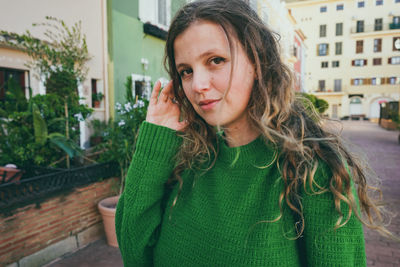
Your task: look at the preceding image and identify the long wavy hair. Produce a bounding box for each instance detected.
[164,0,393,238]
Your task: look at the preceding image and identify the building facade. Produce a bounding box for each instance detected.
[286,0,400,120]
[107,0,186,118]
[0,0,109,147]
[249,0,307,92]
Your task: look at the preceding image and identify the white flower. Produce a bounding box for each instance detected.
[124,103,132,112]
[115,102,122,111]
[133,100,145,109]
[118,120,125,126]
[74,113,84,121]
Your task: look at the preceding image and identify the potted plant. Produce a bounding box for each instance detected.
[0,164,23,184]
[97,76,148,247]
[92,92,104,108]
[89,119,108,146]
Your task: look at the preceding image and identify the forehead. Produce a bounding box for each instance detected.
[173,20,233,64]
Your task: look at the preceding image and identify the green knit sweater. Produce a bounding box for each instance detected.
[116,122,366,266]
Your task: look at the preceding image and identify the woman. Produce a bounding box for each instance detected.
[116,0,389,266]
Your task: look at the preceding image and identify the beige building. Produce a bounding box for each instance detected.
[249,0,308,92]
[0,0,109,147]
[286,0,400,120]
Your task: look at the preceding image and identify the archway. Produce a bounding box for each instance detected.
[369,97,394,119]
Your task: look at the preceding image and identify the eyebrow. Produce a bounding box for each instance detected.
[175,49,221,70]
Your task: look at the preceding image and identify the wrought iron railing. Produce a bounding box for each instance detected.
[0,161,119,213]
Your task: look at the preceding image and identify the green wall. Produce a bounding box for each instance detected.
[108,0,187,117]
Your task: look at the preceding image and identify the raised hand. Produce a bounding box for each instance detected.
[146,80,187,131]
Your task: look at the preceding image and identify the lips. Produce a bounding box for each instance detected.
[199,99,221,111]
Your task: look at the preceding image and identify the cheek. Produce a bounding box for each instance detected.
[182,86,196,106]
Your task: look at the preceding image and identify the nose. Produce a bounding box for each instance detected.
[191,68,210,94]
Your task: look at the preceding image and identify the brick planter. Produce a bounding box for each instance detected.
[380,119,398,130]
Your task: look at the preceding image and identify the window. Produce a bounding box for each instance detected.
[318,80,326,91]
[334,79,342,91]
[389,77,397,84]
[375,18,383,31]
[335,42,342,55]
[336,23,343,36]
[332,61,340,67]
[336,4,344,10]
[392,16,400,29]
[357,1,365,7]
[356,20,364,33]
[352,59,367,66]
[371,77,383,85]
[320,6,327,12]
[321,61,329,68]
[139,0,171,29]
[396,0,400,3]
[393,37,400,50]
[131,73,154,99]
[350,97,362,104]
[91,79,99,108]
[374,39,382,52]
[318,43,329,56]
[356,40,364,53]
[376,0,383,5]
[373,58,382,65]
[320,25,327,37]
[388,56,400,64]
[0,68,26,102]
[352,78,364,85]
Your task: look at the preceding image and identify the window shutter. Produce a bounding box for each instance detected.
[364,59,367,65]
[351,79,354,85]
[327,44,329,55]
[388,57,391,64]
[352,60,355,66]
[316,45,319,56]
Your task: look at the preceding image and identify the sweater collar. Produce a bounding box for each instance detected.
[217,133,277,166]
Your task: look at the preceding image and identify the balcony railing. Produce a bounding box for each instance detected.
[0,161,119,214]
[350,23,400,34]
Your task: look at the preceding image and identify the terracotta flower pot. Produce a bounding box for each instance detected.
[98,195,120,247]
[0,167,23,184]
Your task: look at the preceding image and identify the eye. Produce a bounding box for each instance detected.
[179,68,193,78]
[211,57,225,65]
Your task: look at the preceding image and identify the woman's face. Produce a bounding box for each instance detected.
[174,20,255,130]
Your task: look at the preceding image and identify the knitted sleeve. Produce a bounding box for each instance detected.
[115,122,181,266]
[299,161,366,266]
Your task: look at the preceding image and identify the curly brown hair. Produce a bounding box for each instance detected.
[164,0,393,238]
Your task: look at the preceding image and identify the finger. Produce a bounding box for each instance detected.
[150,80,161,103]
[161,80,174,97]
[160,91,169,103]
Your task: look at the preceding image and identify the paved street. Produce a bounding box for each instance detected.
[48,120,399,267]
[340,121,400,267]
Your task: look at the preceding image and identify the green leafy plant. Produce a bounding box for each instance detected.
[92,76,148,195]
[300,93,329,114]
[92,92,104,102]
[0,16,92,169]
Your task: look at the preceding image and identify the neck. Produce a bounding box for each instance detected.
[223,123,259,147]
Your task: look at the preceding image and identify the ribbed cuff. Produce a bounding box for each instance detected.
[134,121,182,164]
